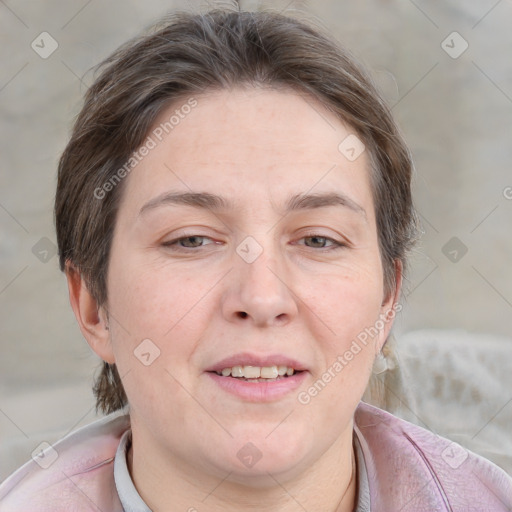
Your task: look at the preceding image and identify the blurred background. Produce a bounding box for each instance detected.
[1,0,511,480]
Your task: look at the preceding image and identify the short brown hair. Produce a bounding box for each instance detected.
[55,8,418,414]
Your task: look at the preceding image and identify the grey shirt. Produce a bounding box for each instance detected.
[114,429,371,511]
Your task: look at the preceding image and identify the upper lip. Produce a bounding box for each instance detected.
[205,352,308,373]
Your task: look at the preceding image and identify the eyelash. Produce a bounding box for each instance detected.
[161,234,347,252]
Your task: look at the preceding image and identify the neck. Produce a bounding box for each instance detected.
[128,423,357,512]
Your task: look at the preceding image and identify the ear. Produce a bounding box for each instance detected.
[376,259,403,354]
[65,260,115,364]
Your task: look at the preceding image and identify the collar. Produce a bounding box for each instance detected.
[114,430,151,512]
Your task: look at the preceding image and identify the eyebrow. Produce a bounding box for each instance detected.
[138,190,367,220]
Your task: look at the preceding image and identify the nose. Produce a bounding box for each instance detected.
[221,240,299,327]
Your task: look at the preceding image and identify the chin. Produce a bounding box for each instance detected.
[217,456,309,488]
[221,435,309,480]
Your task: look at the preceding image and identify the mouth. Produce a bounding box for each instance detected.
[205,352,308,375]
[204,353,309,402]
[208,365,305,383]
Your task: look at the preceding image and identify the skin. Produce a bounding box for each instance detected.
[67,86,401,512]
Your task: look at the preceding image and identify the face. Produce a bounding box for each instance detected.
[97,87,399,484]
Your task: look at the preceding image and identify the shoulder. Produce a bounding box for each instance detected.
[354,401,512,511]
[0,411,129,511]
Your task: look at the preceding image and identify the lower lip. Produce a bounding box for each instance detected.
[205,371,308,402]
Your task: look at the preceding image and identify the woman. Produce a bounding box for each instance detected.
[1,8,510,511]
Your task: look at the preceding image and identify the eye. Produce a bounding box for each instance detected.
[161,235,216,251]
[297,235,346,251]
[160,234,347,253]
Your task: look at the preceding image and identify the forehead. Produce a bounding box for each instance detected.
[119,86,373,218]
[153,87,359,162]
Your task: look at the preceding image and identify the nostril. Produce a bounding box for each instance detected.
[237,311,248,318]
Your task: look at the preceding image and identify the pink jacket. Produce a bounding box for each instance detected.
[1,401,511,511]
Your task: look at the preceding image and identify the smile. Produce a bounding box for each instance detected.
[213,364,299,380]
[206,368,308,402]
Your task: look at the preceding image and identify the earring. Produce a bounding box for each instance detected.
[372,350,395,374]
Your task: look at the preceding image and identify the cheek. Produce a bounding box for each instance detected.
[105,256,223,394]
[106,264,206,411]
[298,278,381,412]
[108,255,208,337]
[297,264,384,399]
[298,263,384,341]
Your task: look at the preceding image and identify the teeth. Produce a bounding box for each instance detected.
[244,366,261,379]
[260,366,278,378]
[216,365,297,378]
[231,366,244,378]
